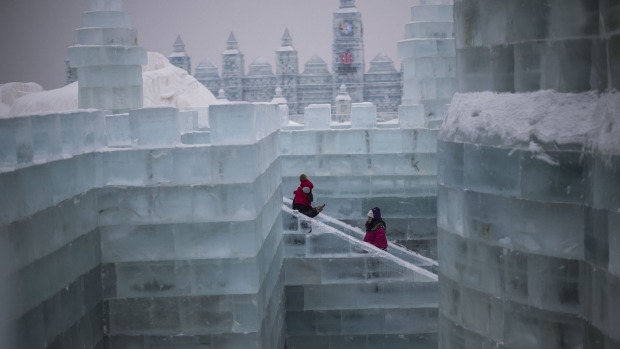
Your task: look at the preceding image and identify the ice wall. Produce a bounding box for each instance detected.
[398,0,456,129]
[100,103,285,347]
[438,0,620,347]
[281,103,440,258]
[68,0,147,113]
[0,103,285,348]
[453,0,617,93]
[0,110,107,348]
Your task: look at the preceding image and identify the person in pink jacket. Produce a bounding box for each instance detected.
[292,174,324,217]
[364,207,387,250]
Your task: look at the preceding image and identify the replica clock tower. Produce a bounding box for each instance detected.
[332,0,365,103]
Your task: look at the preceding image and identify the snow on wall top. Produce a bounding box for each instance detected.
[439,90,620,155]
[1,51,216,118]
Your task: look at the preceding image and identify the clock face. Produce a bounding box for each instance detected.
[340,51,353,65]
[339,21,353,36]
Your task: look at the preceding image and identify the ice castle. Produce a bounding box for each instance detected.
[1,0,619,348]
[172,0,404,119]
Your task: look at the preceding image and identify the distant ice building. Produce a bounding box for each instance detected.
[168,34,191,74]
[172,0,403,118]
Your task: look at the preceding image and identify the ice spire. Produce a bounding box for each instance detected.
[281,28,293,47]
[226,32,239,50]
[173,34,186,53]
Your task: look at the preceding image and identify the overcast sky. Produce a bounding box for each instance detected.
[0,0,414,90]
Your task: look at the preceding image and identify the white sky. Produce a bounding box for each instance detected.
[0,0,414,90]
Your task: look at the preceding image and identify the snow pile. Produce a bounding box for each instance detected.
[142,51,216,109]
[8,82,79,117]
[440,90,620,154]
[0,82,45,117]
[1,52,216,118]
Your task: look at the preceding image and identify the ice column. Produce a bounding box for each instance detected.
[68,0,147,113]
[437,0,620,347]
[398,0,456,129]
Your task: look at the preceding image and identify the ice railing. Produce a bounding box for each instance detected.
[282,199,438,281]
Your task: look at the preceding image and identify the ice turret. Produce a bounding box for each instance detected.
[68,0,147,113]
[168,34,192,74]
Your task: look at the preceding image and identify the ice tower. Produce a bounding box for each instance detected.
[221,32,245,102]
[276,29,300,115]
[168,34,192,74]
[437,0,620,347]
[332,0,365,103]
[68,0,147,113]
[398,0,456,129]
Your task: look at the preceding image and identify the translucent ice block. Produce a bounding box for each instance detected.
[209,103,256,145]
[129,107,180,148]
[59,111,85,156]
[31,114,62,163]
[304,104,331,130]
[105,113,131,148]
[75,27,137,46]
[410,5,453,23]
[351,103,377,129]
[81,11,131,28]
[398,104,425,128]
[0,117,33,170]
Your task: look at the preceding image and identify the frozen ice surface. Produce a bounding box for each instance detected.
[410,4,453,23]
[100,149,150,186]
[304,104,331,130]
[209,103,256,145]
[31,114,62,163]
[105,113,131,147]
[398,104,425,128]
[0,117,32,170]
[350,102,377,129]
[129,107,180,147]
[463,144,520,195]
[69,47,147,68]
[178,110,198,134]
[89,0,123,11]
[82,11,130,28]
[75,27,137,46]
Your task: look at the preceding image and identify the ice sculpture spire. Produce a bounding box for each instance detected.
[173,34,186,53]
[226,32,239,50]
[69,0,147,113]
[281,28,293,47]
[221,32,244,100]
[169,34,192,74]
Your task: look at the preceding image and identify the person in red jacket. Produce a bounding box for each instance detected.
[292,174,324,217]
[364,207,387,250]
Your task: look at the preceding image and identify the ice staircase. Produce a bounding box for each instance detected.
[281,198,439,348]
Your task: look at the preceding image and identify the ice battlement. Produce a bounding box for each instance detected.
[0,103,282,227]
[0,102,281,172]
